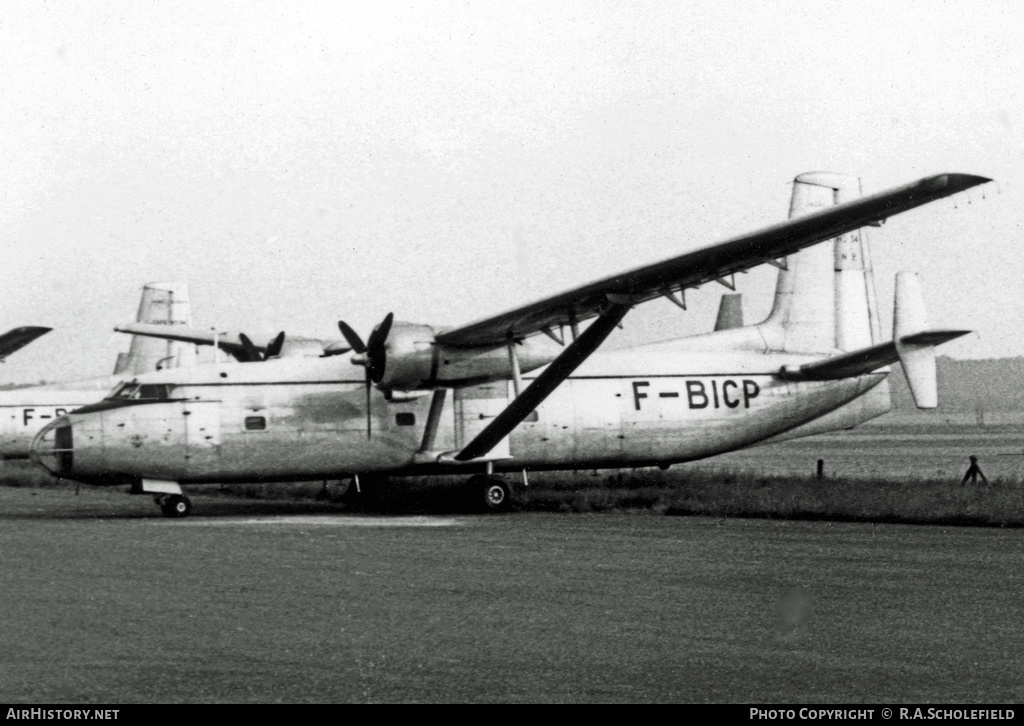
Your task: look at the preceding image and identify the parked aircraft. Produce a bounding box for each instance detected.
[112,323,350,362]
[0,282,196,459]
[0,326,51,362]
[30,172,990,517]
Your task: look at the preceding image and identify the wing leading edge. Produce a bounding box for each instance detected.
[437,173,989,349]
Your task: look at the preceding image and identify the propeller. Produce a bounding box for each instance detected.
[338,313,394,438]
[237,331,286,362]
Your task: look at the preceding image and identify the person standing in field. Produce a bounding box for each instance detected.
[961,455,989,486]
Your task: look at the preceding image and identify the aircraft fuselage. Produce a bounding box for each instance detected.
[32,347,889,485]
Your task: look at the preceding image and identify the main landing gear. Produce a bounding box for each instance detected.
[466,474,513,514]
[155,494,192,518]
[340,473,514,514]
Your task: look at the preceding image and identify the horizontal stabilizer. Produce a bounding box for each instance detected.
[785,273,968,410]
[900,330,969,347]
[783,329,969,381]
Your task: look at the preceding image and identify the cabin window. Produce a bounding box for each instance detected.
[395,412,416,426]
[244,416,267,431]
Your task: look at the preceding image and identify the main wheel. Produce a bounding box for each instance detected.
[160,494,192,518]
[341,476,388,511]
[469,475,513,514]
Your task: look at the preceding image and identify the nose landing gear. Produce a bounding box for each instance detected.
[154,494,192,518]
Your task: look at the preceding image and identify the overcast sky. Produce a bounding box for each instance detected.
[1,0,1021,385]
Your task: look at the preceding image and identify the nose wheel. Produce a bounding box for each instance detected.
[155,494,192,518]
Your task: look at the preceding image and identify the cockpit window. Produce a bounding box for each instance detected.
[108,383,175,401]
[138,384,170,399]
[111,382,136,399]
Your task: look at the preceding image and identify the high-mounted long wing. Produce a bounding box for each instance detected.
[454,172,989,460]
[0,326,51,360]
[438,173,989,348]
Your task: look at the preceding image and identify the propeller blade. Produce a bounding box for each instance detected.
[237,333,263,363]
[367,312,394,384]
[365,371,372,439]
[337,321,367,354]
[367,312,394,355]
[266,331,286,358]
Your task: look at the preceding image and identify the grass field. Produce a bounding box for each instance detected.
[4,421,1024,527]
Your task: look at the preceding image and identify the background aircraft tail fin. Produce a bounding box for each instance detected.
[113,282,198,375]
[761,172,881,354]
[713,294,743,331]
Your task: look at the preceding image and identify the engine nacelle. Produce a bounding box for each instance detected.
[368,322,562,391]
[375,323,438,391]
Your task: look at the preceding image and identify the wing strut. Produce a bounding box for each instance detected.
[455,302,630,461]
[507,336,524,396]
[418,389,448,452]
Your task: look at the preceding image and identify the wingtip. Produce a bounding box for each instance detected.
[930,173,992,191]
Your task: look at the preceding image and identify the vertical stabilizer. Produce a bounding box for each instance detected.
[894,272,939,409]
[760,174,839,353]
[761,172,881,354]
[114,282,198,375]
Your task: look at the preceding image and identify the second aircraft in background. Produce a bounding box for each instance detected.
[0,282,197,459]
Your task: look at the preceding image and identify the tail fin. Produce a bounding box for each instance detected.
[760,172,881,354]
[780,271,967,411]
[113,282,198,375]
[894,272,955,409]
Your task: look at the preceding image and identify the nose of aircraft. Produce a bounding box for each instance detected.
[31,416,74,476]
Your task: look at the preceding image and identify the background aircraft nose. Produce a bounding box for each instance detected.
[31,417,73,476]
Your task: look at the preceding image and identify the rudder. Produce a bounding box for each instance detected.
[760,172,880,354]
